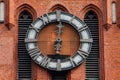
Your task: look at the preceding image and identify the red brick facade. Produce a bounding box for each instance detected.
[0,0,120,80]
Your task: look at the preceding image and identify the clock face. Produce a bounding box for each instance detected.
[25,11,93,71]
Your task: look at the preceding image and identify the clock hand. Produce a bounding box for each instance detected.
[56,22,63,36]
[54,22,64,54]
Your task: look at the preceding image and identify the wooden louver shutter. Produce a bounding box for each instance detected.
[18,11,33,79]
[84,11,100,80]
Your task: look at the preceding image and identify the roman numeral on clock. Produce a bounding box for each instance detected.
[80,38,93,43]
[28,48,41,60]
[70,58,76,67]
[56,10,61,21]
[28,48,40,54]
[77,49,89,59]
[41,56,51,68]
[57,59,61,71]
[39,15,49,25]
[78,24,88,32]
[69,15,75,23]
[25,38,37,43]
[30,24,39,32]
[46,13,51,22]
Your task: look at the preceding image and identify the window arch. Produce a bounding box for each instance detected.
[18,10,33,79]
[84,10,100,80]
[16,4,37,20]
[49,4,68,12]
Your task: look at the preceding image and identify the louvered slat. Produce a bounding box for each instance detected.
[84,11,100,80]
[18,11,33,80]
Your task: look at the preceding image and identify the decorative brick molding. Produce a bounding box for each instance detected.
[117,24,120,28]
[49,4,68,12]
[81,4,103,19]
[5,22,14,30]
[103,23,112,31]
[46,1,70,13]
[16,4,37,20]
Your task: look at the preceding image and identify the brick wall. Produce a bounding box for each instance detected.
[0,0,120,80]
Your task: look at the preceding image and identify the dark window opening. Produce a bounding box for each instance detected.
[50,71,68,80]
[84,11,100,80]
[18,10,33,79]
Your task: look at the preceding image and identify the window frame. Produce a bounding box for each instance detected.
[84,11,100,80]
[0,0,9,25]
[112,2,117,24]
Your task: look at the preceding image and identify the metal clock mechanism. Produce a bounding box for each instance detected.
[25,10,93,71]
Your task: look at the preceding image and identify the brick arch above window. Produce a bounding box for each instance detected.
[84,10,98,19]
[49,4,69,12]
[16,4,37,20]
[81,4,103,20]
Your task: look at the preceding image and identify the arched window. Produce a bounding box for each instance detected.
[112,2,117,24]
[0,1,4,22]
[84,11,100,80]
[18,10,33,79]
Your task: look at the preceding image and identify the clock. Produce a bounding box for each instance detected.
[25,10,93,71]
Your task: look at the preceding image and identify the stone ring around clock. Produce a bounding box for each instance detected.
[25,11,93,71]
